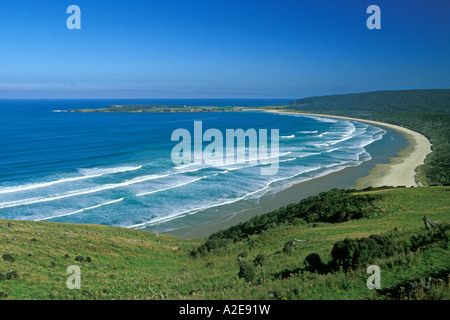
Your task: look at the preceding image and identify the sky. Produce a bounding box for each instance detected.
[0,0,449,99]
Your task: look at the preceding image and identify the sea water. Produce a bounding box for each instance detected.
[0,99,403,233]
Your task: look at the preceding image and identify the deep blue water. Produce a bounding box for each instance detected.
[0,99,394,232]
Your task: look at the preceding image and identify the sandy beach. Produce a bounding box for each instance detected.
[163,111,432,239]
[264,110,433,188]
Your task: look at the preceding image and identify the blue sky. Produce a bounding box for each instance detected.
[0,0,449,99]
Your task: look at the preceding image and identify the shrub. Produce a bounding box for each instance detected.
[304,253,323,273]
[331,237,381,270]
[369,234,396,257]
[238,263,256,283]
[406,225,450,252]
[189,238,229,258]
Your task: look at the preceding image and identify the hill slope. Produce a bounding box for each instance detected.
[1,186,448,300]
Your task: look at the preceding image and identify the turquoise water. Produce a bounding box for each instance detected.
[0,99,398,233]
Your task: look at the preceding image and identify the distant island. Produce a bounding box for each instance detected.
[68,104,251,113]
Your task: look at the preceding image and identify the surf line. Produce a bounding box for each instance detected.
[171,121,280,176]
[136,176,208,197]
[0,173,168,210]
[0,165,143,195]
[130,168,321,229]
[35,197,124,221]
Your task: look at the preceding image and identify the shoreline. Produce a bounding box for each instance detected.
[263,110,433,188]
[164,111,432,239]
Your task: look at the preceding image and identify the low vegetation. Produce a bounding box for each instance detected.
[1,186,448,300]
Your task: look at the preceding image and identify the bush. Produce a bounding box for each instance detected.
[329,226,449,271]
[238,251,248,258]
[406,225,450,252]
[189,238,229,258]
[331,237,382,270]
[304,253,323,273]
[238,263,256,283]
[369,234,396,257]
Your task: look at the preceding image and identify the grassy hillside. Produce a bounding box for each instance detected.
[266,89,450,186]
[1,186,448,300]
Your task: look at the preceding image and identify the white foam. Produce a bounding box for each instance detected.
[35,198,124,221]
[279,157,297,163]
[0,173,167,209]
[297,130,318,134]
[174,151,292,170]
[130,166,323,229]
[296,152,322,158]
[324,148,341,153]
[301,115,339,123]
[130,185,272,229]
[267,166,322,185]
[136,176,207,197]
[77,166,142,176]
[0,165,143,195]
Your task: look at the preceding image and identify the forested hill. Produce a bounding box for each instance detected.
[288,89,450,113]
[281,89,450,186]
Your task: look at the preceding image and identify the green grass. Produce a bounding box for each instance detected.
[0,187,449,300]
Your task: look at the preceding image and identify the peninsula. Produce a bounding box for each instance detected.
[68,104,248,113]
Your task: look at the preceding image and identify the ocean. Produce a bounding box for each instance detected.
[0,99,406,234]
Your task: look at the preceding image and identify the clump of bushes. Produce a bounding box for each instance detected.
[304,253,324,273]
[330,236,393,270]
[405,225,450,252]
[189,238,229,258]
[238,262,256,283]
[315,223,449,272]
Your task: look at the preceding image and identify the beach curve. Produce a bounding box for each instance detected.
[264,110,433,188]
[164,110,432,239]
